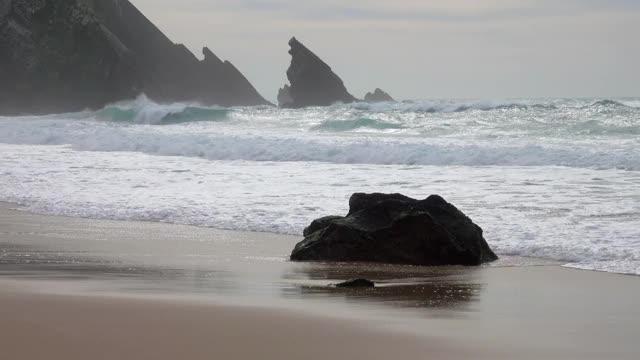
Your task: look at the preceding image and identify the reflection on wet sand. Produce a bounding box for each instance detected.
[1,206,489,313]
[0,243,243,295]
[282,262,485,310]
[2,241,486,312]
[4,208,640,360]
[3,207,640,359]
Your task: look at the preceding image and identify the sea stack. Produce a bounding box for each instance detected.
[364,88,395,103]
[278,37,357,108]
[0,0,270,115]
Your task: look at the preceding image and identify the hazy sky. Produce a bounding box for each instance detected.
[132,0,639,101]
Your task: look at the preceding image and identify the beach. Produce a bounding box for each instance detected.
[2,203,639,360]
[1,287,471,360]
[2,2,639,359]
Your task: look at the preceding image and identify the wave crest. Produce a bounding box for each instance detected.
[95,95,230,125]
[590,100,627,108]
[352,101,558,113]
[0,121,637,170]
[312,118,403,131]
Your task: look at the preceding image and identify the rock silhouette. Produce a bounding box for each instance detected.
[365,88,394,103]
[278,37,357,108]
[0,0,270,115]
[291,193,498,266]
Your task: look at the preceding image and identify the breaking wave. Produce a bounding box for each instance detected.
[312,118,403,131]
[94,95,231,125]
[1,96,640,276]
[571,120,640,135]
[352,99,639,113]
[1,96,638,170]
[589,100,629,108]
[352,101,558,113]
[96,106,230,125]
[0,122,637,170]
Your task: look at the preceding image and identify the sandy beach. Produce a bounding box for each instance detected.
[0,285,474,360]
[1,203,640,360]
[3,1,639,359]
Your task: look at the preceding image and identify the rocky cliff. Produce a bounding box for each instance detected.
[0,0,270,115]
[278,37,357,108]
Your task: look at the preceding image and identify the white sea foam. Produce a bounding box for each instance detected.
[0,144,638,275]
[351,100,543,113]
[0,117,638,169]
[0,97,639,275]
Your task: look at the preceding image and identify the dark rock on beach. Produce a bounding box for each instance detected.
[0,0,270,115]
[291,193,498,266]
[364,88,394,103]
[335,279,376,288]
[278,37,357,108]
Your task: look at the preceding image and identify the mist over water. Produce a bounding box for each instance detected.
[1,95,639,275]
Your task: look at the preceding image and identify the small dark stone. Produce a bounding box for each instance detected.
[335,279,376,288]
[278,37,357,108]
[291,193,498,266]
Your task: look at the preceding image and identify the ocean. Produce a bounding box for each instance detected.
[0,95,638,275]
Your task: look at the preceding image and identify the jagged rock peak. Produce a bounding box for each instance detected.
[279,36,357,108]
[365,88,394,103]
[287,37,329,70]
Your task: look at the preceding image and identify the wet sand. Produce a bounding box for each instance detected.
[0,285,474,360]
[1,203,640,359]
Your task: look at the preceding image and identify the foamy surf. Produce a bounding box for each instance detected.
[0,96,639,276]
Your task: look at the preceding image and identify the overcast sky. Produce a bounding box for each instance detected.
[132,0,639,101]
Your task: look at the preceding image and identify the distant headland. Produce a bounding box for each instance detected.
[0,0,270,115]
[0,0,395,115]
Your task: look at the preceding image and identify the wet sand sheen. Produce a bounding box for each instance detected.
[0,287,475,360]
[1,203,640,359]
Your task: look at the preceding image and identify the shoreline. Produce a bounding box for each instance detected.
[3,200,623,278]
[2,201,640,359]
